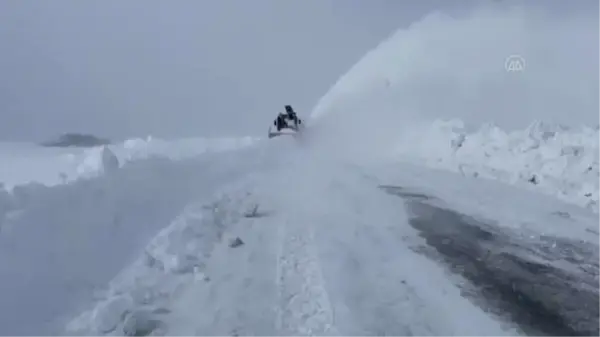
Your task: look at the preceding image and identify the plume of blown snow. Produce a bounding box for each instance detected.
[308,4,598,160]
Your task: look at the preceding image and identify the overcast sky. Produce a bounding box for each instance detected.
[0,0,596,141]
[0,0,492,141]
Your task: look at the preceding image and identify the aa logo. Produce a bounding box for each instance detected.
[505,55,525,72]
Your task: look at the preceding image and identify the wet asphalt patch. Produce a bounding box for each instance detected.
[379,185,599,336]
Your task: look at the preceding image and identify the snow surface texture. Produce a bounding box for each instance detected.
[1,134,593,335]
[65,141,523,336]
[394,119,599,212]
[0,136,258,190]
[62,138,598,336]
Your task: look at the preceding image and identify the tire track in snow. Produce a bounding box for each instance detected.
[303,162,518,335]
[276,219,338,336]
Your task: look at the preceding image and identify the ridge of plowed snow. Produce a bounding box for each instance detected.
[394,119,599,212]
[0,136,258,191]
[276,222,336,335]
[65,182,260,335]
[0,143,267,335]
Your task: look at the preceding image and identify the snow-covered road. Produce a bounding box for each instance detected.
[163,147,515,336]
[377,162,598,336]
[58,138,597,336]
[1,2,596,335]
[0,136,597,335]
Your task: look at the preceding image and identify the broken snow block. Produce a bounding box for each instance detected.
[229,237,244,248]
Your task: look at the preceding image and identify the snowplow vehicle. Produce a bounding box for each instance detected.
[268,105,304,139]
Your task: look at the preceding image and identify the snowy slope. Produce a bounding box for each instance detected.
[0,137,261,335]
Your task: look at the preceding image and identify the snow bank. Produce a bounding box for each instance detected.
[311,4,597,130]
[119,135,259,162]
[0,144,264,335]
[0,136,259,190]
[64,178,259,335]
[394,119,599,212]
[0,142,87,190]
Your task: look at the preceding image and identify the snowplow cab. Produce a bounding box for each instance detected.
[268,106,304,138]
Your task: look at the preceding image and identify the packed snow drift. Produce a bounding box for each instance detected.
[393,120,599,212]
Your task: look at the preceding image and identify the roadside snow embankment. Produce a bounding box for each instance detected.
[118,136,258,162]
[0,136,259,190]
[394,120,599,212]
[0,143,265,335]
[67,136,259,183]
[64,181,259,336]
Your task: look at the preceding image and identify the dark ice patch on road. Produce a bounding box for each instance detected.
[379,185,599,336]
